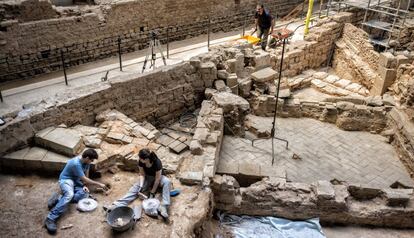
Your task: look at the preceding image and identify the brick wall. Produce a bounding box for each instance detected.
[0,0,301,82]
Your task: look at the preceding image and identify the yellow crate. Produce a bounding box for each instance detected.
[241,35,260,44]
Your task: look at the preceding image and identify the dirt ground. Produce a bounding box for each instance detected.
[0,172,210,238]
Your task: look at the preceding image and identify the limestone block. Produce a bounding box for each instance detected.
[212,92,250,113]
[168,140,188,154]
[345,83,362,93]
[41,151,70,172]
[227,73,238,88]
[314,180,335,200]
[147,129,161,140]
[325,75,340,84]
[216,159,239,175]
[334,79,351,88]
[252,50,271,70]
[278,89,291,98]
[190,140,203,155]
[239,162,260,176]
[179,171,203,185]
[379,52,396,68]
[2,147,31,170]
[365,96,383,107]
[238,78,252,98]
[251,68,277,83]
[214,80,227,92]
[83,135,102,148]
[396,55,410,66]
[226,59,237,73]
[35,127,82,156]
[156,134,175,147]
[193,128,209,144]
[379,66,397,88]
[348,184,382,200]
[105,132,125,144]
[313,72,329,79]
[384,189,413,207]
[311,79,328,88]
[133,125,150,137]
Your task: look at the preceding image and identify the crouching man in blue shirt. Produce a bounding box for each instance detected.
[44,149,107,234]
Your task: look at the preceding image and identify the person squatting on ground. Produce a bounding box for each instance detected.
[108,148,171,220]
[255,4,274,51]
[44,149,107,234]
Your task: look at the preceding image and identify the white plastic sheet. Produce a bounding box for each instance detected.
[142,198,160,217]
[220,214,326,238]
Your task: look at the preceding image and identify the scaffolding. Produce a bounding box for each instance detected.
[327,0,413,49]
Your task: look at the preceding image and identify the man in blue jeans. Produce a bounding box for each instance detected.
[44,149,107,234]
[255,4,274,51]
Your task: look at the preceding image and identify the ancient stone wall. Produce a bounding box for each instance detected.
[0,62,210,155]
[332,23,380,90]
[392,62,414,111]
[0,0,302,82]
[212,175,414,228]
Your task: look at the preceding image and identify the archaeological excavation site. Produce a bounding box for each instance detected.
[1,0,414,237]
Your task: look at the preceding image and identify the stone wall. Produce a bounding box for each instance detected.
[0,62,210,156]
[392,62,414,112]
[0,0,302,82]
[212,175,414,228]
[332,23,380,90]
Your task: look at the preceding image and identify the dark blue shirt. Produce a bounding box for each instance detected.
[255,10,273,29]
[59,156,89,187]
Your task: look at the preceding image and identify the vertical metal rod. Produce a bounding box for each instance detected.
[118,36,122,71]
[0,90,3,103]
[271,38,287,166]
[166,26,170,59]
[304,0,315,35]
[207,16,211,49]
[327,0,332,17]
[60,50,68,86]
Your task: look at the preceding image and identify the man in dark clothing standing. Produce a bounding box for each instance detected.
[255,4,274,51]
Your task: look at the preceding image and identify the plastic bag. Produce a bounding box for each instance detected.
[142,198,160,217]
[77,198,98,212]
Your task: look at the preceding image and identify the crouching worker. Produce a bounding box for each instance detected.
[108,148,171,220]
[44,149,107,234]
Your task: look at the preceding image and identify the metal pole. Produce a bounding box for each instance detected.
[304,0,315,35]
[0,90,3,103]
[166,26,170,59]
[242,14,246,36]
[118,36,122,71]
[271,38,289,166]
[207,16,211,49]
[60,50,68,86]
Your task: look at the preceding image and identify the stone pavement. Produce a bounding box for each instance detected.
[218,116,414,188]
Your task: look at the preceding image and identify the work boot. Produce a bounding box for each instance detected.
[158,205,169,221]
[47,192,60,210]
[44,218,57,234]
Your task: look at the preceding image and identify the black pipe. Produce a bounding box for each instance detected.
[166,27,170,59]
[0,90,3,103]
[60,50,68,86]
[118,36,123,71]
[207,17,211,49]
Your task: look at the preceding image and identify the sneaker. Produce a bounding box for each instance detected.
[47,192,60,210]
[158,205,169,221]
[44,218,57,234]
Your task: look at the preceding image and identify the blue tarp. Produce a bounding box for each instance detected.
[220,214,326,238]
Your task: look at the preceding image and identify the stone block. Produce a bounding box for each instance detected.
[156,135,175,147]
[365,96,383,107]
[83,135,102,148]
[334,79,351,88]
[190,140,203,155]
[2,147,30,169]
[217,70,230,80]
[278,89,291,98]
[252,50,271,70]
[167,131,180,140]
[205,88,217,99]
[238,78,252,98]
[239,162,260,176]
[41,151,70,172]
[325,75,340,84]
[217,159,239,175]
[212,92,250,113]
[396,55,410,66]
[379,66,397,88]
[105,132,125,144]
[251,68,277,83]
[226,59,237,73]
[379,52,396,68]
[147,130,161,140]
[35,127,82,156]
[384,189,413,207]
[313,72,329,79]
[23,147,48,170]
[214,80,227,92]
[193,128,209,144]
[179,171,203,185]
[168,140,188,154]
[206,132,219,145]
[203,164,215,178]
[315,180,335,200]
[227,73,238,88]
[133,125,151,137]
[348,184,382,200]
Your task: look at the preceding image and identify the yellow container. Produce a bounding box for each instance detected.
[241,35,260,44]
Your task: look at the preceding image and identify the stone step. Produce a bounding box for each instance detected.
[311,78,369,97]
[35,127,83,157]
[1,147,70,173]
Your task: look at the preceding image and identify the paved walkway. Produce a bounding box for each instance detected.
[219,116,413,188]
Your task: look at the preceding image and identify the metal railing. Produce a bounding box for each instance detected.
[3,4,305,102]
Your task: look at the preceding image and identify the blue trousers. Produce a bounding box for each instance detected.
[47,179,88,221]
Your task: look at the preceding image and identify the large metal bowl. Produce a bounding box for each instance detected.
[107,206,135,232]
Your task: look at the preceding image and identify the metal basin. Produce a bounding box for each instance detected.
[107,206,135,232]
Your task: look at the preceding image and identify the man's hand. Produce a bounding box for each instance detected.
[98,183,108,190]
[83,186,90,193]
[149,192,155,199]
